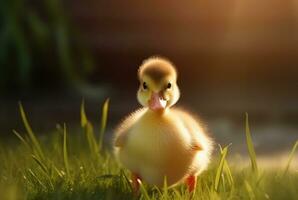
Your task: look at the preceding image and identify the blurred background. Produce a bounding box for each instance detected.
[0,0,297,167]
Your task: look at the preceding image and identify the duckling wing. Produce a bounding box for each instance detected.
[114,108,147,147]
[173,108,210,152]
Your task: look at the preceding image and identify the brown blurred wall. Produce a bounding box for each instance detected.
[67,0,298,92]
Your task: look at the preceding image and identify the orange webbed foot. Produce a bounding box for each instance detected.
[131,173,142,195]
[186,175,197,193]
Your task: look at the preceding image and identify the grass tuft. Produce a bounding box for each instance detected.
[0,103,296,199]
[214,144,230,192]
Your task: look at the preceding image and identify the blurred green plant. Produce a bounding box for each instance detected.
[0,0,95,91]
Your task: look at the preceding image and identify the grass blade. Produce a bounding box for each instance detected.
[80,100,99,155]
[52,162,64,178]
[99,98,109,149]
[219,144,234,187]
[244,180,256,200]
[31,154,48,174]
[13,129,32,151]
[63,123,70,178]
[162,176,168,199]
[215,145,229,191]
[245,113,258,175]
[80,99,88,128]
[31,154,54,189]
[19,102,44,160]
[86,122,99,155]
[223,161,234,187]
[140,182,151,200]
[120,170,133,192]
[283,140,298,176]
[27,169,47,190]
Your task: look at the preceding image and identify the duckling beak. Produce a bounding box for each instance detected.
[148,92,167,111]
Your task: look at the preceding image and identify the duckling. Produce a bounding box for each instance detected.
[113,56,213,192]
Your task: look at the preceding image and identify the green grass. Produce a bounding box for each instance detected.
[0,101,297,200]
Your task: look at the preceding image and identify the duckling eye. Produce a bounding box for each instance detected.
[143,82,148,90]
[167,83,172,89]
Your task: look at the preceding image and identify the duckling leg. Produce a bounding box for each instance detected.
[131,173,142,194]
[186,175,197,192]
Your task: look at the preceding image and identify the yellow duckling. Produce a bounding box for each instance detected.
[114,56,213,192]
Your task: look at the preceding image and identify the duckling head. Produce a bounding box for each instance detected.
[137,56,180,112]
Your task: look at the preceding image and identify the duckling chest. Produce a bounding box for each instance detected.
[125,115,192,163]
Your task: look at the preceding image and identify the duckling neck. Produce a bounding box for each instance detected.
[146,107,169,116]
